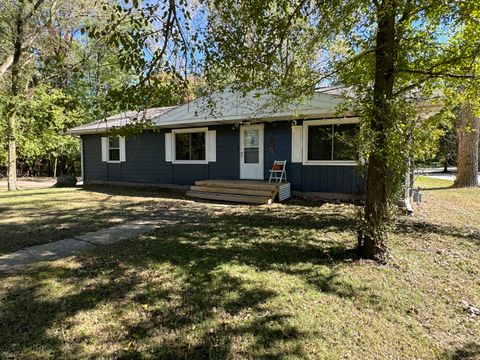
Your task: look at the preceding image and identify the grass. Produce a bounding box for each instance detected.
[0,186,190,255]
[414,175,454,189]
[0,181,479,359]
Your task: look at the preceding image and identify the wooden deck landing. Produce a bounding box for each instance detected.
[187,180,291,204]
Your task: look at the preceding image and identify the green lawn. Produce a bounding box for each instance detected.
[0,181,479,359]
[414,175,454,189]
[0,186,189,255]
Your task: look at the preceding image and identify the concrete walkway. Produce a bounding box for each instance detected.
[0,218,183,274]
[0,199,230,274]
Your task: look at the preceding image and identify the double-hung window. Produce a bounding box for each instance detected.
[101,136,125,163]
[108,137,120,161]
[303,119,359,165]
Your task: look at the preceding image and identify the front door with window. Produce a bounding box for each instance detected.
[240,124,264,180]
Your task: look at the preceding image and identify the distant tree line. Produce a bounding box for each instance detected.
[0,0,198,179]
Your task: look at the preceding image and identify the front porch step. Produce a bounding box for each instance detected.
[186,191,273,205]
[195,179,278,191]
[187,179,290,204]
[190,185,275,197]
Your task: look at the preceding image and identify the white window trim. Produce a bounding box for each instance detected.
[80,137,85,180]
[102,136,125,163]
[291,125,303,163]
[302,118,360,166]
[172,127,209,164]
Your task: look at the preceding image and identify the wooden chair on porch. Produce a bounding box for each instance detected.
[269,160,287,183]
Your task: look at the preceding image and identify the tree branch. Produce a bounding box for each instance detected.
[0,54,14,77]
[396,68,475,79]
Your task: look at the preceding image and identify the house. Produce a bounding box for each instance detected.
[67,87,366,201]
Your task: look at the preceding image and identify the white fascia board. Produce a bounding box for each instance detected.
[68,112,357,134]
[153,111,355,128]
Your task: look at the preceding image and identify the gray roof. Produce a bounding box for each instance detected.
[67,87,352,135]
[67,106,177,135]
[152,88,350,128]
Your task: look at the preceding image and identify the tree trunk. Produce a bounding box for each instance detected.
[53,157,58,178]
[454,103,479,187]
[6,110,18,191]
[6,1,25,191]
[357,0,396,262]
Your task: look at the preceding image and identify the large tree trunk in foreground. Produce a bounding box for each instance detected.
[357,0,396,262]
[6,2,26,191]
[454,103,479,187]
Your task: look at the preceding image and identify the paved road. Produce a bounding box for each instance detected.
[424,172,480,182]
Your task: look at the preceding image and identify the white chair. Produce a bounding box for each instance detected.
[269,160,287,183]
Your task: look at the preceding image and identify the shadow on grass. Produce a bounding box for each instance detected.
[0,187,202,255]
[394,218,480,245]
[80,184,187,200]
[420,186,454,191]
[445,342,480,360]
[0,208,359,358]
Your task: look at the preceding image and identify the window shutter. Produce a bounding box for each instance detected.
[101,137,108,162]
[291,126,303,163]
[119,136,126,162]
[208,130,216,162]
[165,133,172,162]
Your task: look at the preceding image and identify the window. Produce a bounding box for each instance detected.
[333,124,358,161]
[108,137,120,161]
[243,129,260,163]
[307,125,333,161]
[101,136,125,163]
[173,129,207,162]
[303,120,359,165]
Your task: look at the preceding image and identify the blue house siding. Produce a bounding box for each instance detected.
[302,165,364,193]
[263,122,291,181]
[81,122,366,194]
[208,125,240,180]
[121,132,173,184]
[289,163,303,191]
[173,164,209,185]
[82,135,107,181]
[107,163,122,182]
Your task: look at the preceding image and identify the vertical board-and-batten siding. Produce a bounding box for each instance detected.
[208,125,240,180]
[81,122,365,194]
[82,135,108,180]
